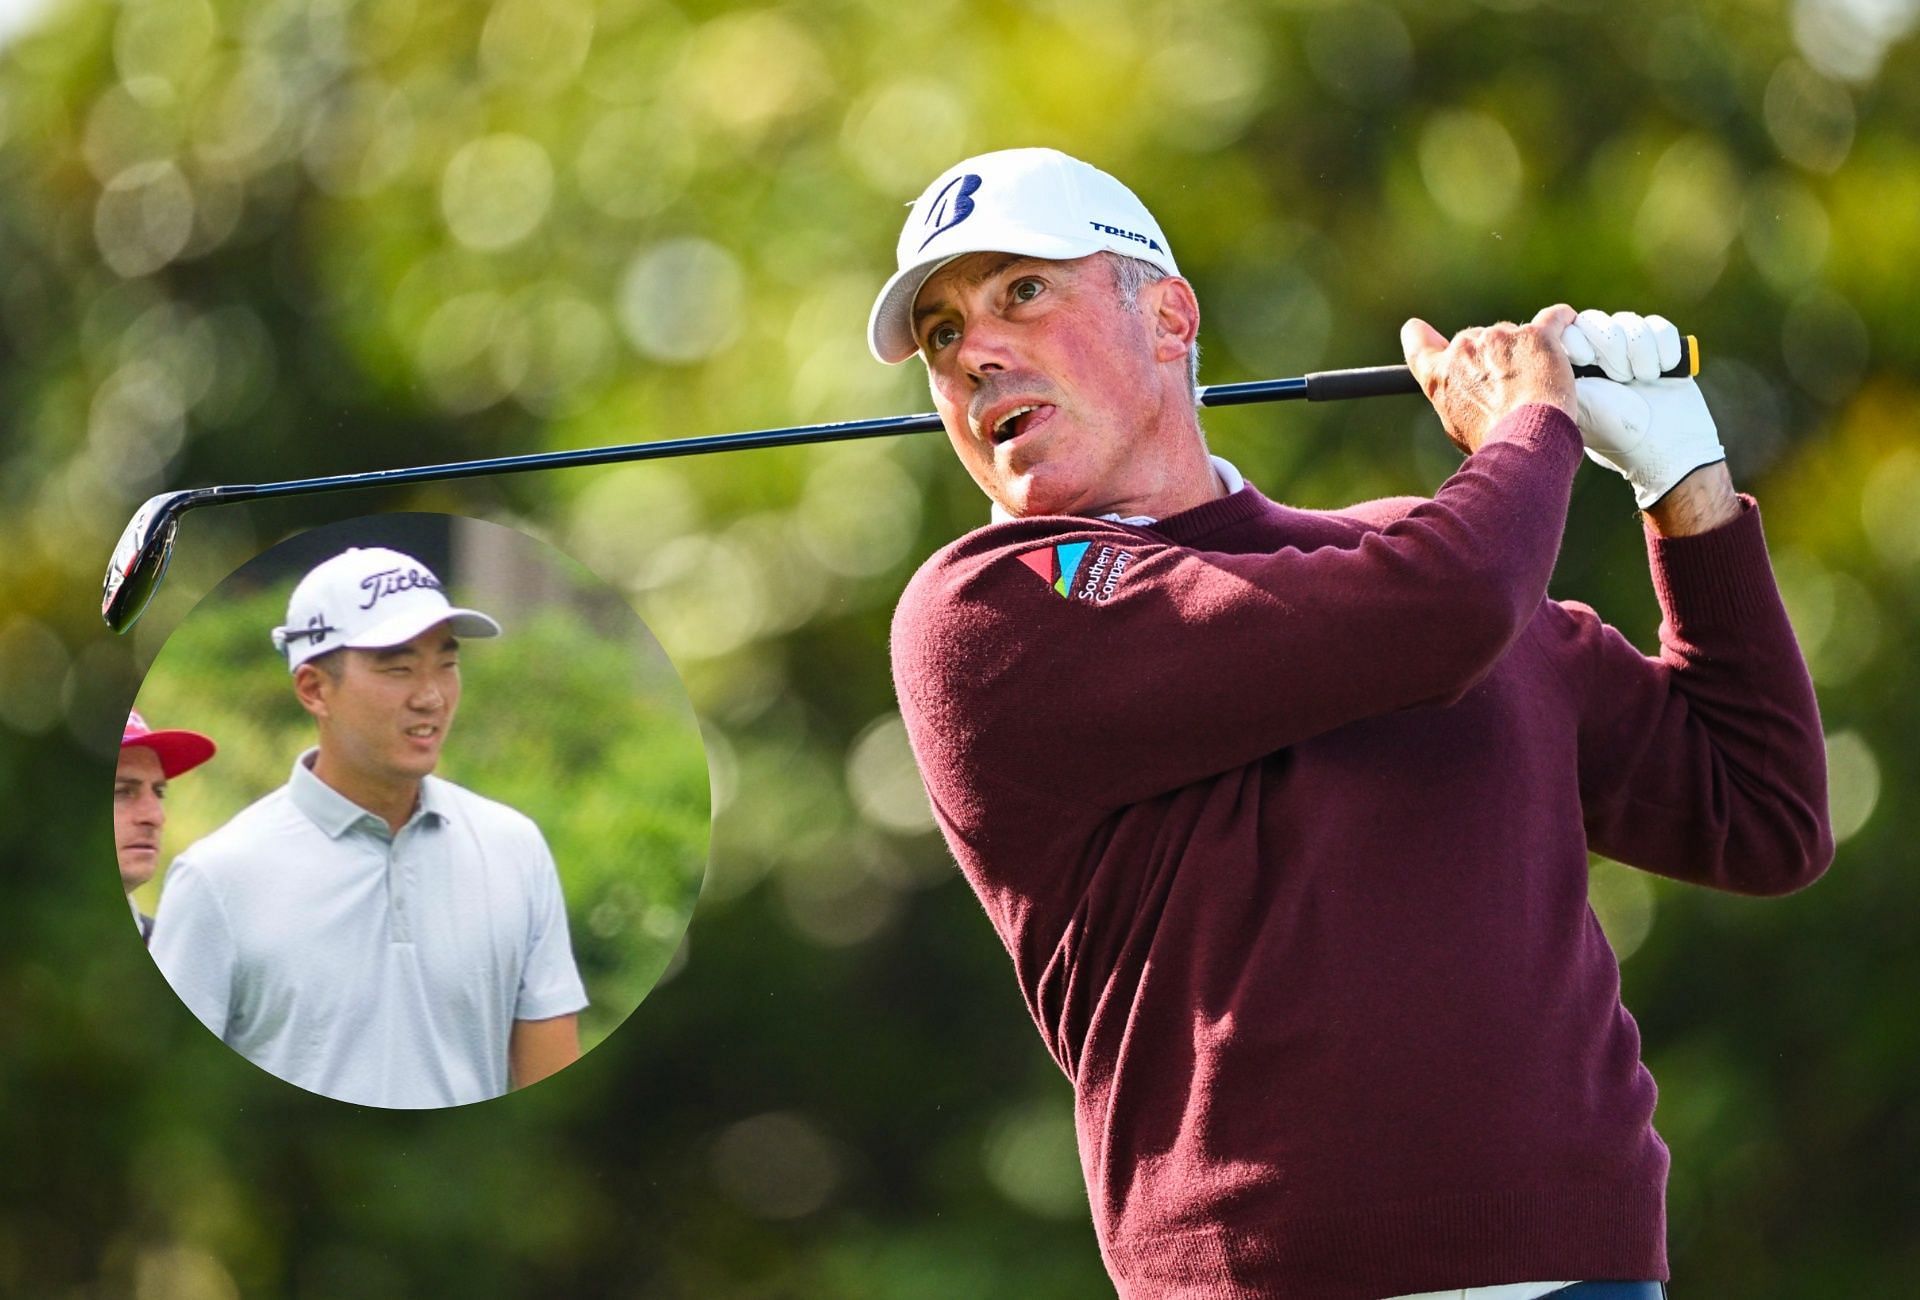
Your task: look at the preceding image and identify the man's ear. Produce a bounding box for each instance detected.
[1145,275,1200,364]
[292,663,331,721]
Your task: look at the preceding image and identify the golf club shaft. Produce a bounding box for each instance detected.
[123,341,1712,510]
[99,343,1700,633]
[118,349,1691,509]
[177,373,1336,510]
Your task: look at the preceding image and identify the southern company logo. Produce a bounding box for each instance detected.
[1016,542,1136,603]
[1016,542,1089,598]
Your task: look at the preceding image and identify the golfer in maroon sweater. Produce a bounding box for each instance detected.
[872,148,1831,1299]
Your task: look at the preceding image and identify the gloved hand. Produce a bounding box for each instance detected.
[1562,309,1726,510]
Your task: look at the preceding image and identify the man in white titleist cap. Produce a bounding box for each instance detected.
[151,546,589,1108]
[880,148,1829,1298]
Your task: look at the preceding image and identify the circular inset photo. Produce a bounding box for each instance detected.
[123,513,710,1108]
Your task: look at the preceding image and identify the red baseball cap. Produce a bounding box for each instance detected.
[121,710,216,779]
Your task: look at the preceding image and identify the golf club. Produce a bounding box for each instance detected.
[101,341,1700,633]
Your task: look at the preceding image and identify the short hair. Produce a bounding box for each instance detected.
[305,647,346,681]
[1104,253,1201,395]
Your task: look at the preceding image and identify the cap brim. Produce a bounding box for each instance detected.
[343,607,503,651]
[125,730,217,779]
[866,230,1110,365]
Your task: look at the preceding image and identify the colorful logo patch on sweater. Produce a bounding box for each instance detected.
[1016,542,1088,598]
[1015,542,1136,603]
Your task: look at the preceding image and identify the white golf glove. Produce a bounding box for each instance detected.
[1562,309,1725,510]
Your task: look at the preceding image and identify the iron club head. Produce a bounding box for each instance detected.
[101,490,193,634]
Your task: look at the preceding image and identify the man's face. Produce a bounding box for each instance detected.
[305,622,463,786]
[114,746,167,892]
[911,251,1186,518]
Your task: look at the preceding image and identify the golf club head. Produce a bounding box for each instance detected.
[101,490,191,633]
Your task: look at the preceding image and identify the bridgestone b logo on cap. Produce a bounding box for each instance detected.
[918,174,982,252]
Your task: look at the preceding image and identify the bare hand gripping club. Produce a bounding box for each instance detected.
[101,339,1701,633]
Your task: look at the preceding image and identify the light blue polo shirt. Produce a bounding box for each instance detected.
[151,752,588,1108]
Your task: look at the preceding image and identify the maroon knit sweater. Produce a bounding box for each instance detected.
[890,406,1832,1299]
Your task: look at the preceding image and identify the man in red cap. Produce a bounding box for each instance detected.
[117,710,216,943]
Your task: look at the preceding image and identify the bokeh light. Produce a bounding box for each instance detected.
[1791,0,1920,83]
[709,1112,844,1220]
[1740,173,1831,292]
[1858,448,1920,569]
[796,446,923,579]
[1764,58,1856,173]
[1633,135,1741,300]
[677,10,829,138]
[479,0,593,92]
[1419,109,1523,226]
[95,160,196,277]
[1824,729,1881,843]
[1589,858,1657,963]
[1781,287,1871,404]
[440,134,555,251]
[575,104,697,220]
[845,711,934,836]
[983,1096,1086,1221]
[1142,10,1271,150]
[841,79,972,197]
[618,237,746,365]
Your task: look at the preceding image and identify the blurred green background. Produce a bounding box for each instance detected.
[0,0,1913,1296]
[132,512,711,1058]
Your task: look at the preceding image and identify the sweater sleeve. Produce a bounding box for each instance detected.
[892,404,1582,817]
[1555,497,1834,895]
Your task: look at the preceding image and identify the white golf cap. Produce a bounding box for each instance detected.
[867,147,1180,365]
[272,546,501,671]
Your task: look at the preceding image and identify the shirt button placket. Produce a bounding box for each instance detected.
[387,825,411,945]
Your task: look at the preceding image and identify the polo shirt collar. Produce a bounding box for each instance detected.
[416,774,452,822]
[288,749,447,839]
